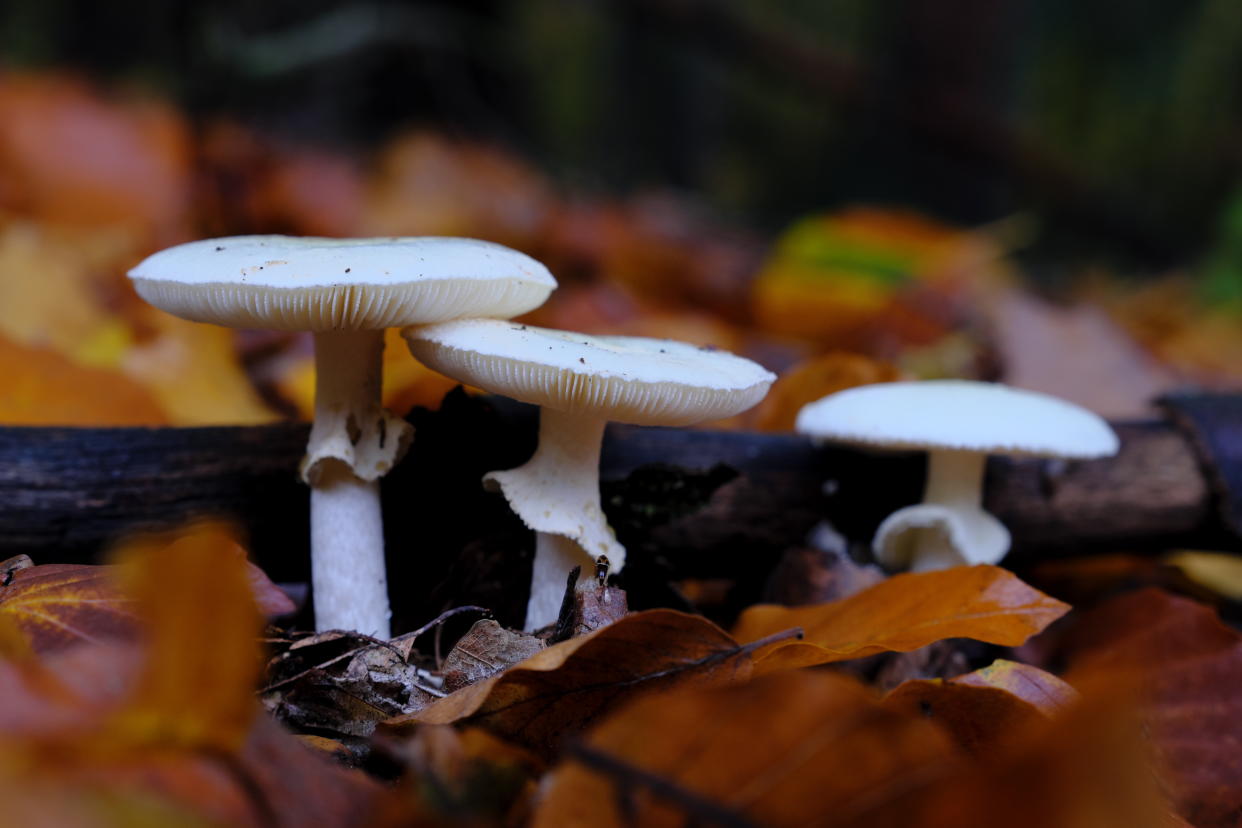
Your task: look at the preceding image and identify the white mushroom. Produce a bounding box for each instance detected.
[129,235,556,637]
[796,380,1119,571]
[403,319,775,630]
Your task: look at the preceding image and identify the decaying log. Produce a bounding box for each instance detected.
[0,390,1231,627]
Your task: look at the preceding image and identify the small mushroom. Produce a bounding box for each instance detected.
[129,235,556,637]
[796,380,1119,571]
[403,319,775,630]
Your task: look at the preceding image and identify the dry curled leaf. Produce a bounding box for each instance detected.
[382,610,768,758]
[734,565,1069,674]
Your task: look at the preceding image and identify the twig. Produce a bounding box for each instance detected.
[735,626,803,656]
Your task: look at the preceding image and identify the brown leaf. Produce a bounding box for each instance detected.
[373,725,543,827]
[0,564,137,653]
[1059,588,1242,828]
[950,659,1078,717]
[382,610,764,758]
[533,670,958,828]
[534,671,1173,828]
[733,565,1069,674]
[0,553,293,655]
[986,289,1178,420]
[885,680,1042,757]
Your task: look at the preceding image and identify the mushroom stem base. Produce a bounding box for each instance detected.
[874,449,1010,571]
[310,462,391,638]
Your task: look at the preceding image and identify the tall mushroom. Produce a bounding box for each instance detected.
[797,380,1119,571]
[403,318,775,630]
[129,235,556,637]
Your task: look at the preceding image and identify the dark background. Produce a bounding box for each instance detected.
[6,0,1240,273]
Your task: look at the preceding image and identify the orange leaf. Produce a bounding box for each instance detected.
[750,351,902,431]
[382,610,761,758]
[0,72,192,238]
[106,523,264,755]
[0,334,167,425]
[733,565,1069,674]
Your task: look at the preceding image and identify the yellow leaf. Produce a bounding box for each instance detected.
[106,523,263,754]
[121,310,278,425]
[1165,550,1242,601]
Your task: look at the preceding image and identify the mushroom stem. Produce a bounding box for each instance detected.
[308,330,392,638]
[484,408,621,631]
[529,532,594,632]
[874,449,1009,571]
[923,449,986,508]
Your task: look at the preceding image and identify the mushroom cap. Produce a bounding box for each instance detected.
[403,319,776,426]
[129,235,556,331]
[796,380,1119,459]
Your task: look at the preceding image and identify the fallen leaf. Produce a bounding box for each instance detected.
[265,635,439,740]
[382,610,770,758]
[882,660,1077,758]
[0,333,167,425]
[0,564,136,653]
[733,565,1069,674]
[0,522,387,827]
[951,659,1078,717]
[985,289,1178,419]
[441,620,545,693]
[374,725,542,827]
[0,221,138,361]
[0,555,293,654]
[359,131,553,247]
[1165,550,1242,601]
[1060,588,1242,828]
[105,523,265,754]
[0,72,192,238]
[750,351,903,432]
[121,309,279,426]
[534,669,1171,828]
[533,670,958,828]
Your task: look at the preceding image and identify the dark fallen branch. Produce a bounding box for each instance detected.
[0,389,1232,629]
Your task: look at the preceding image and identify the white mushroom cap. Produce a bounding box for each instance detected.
[129,235,556,331]
[403,319,776,426]
[796,380,1119,459]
